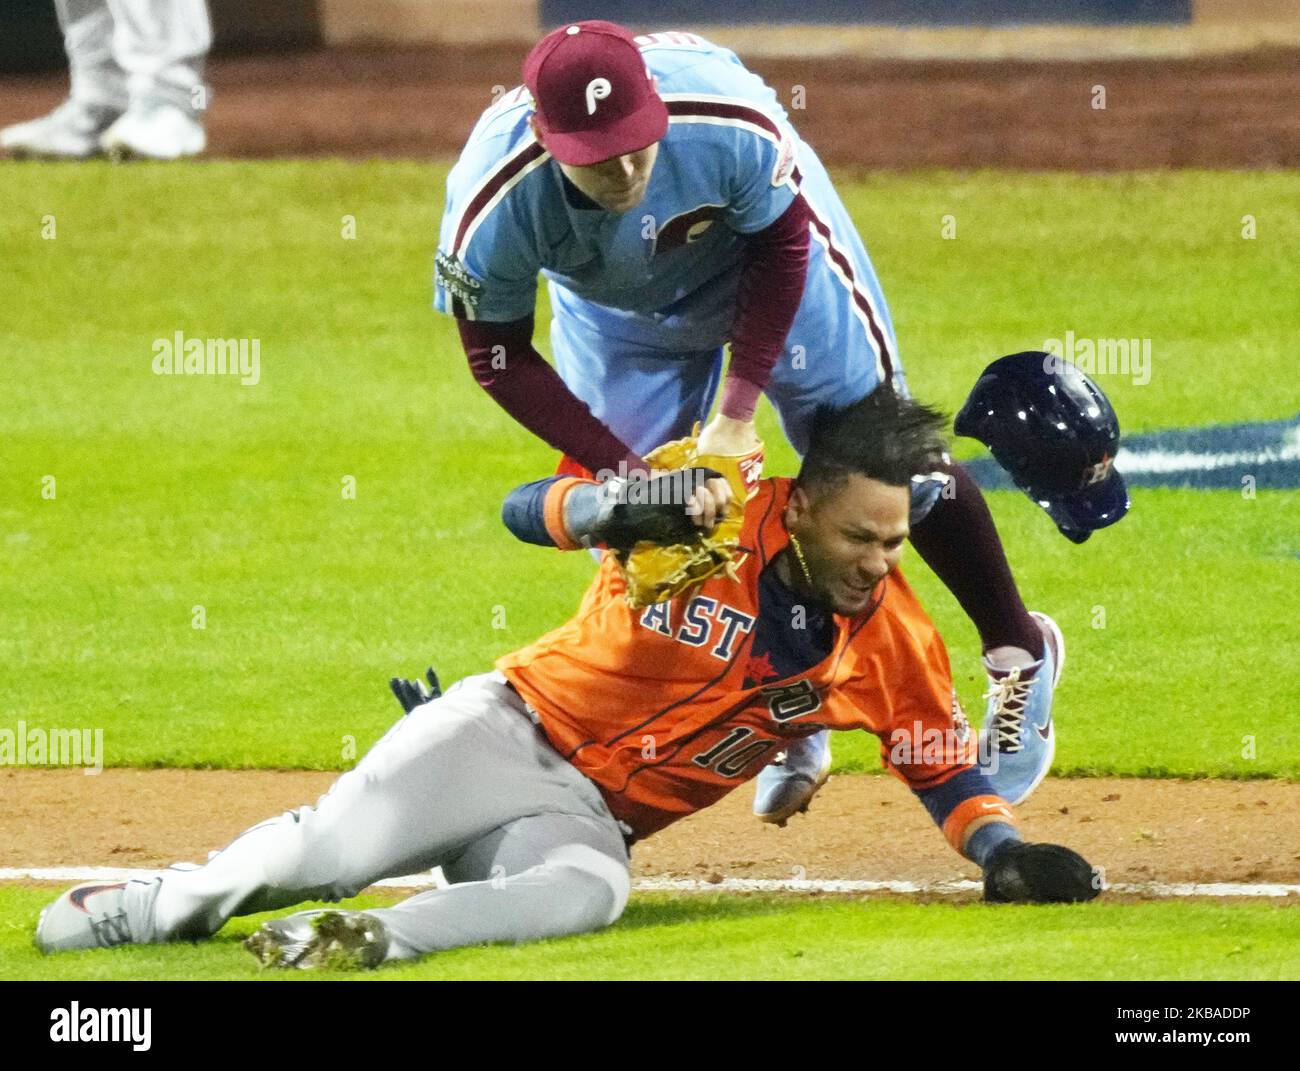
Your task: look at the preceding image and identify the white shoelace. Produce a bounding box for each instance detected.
[983,668,1035,752]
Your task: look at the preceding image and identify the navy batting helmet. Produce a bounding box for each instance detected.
[955,352,1130,544]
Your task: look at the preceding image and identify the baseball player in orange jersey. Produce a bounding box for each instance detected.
[35,391,1098,969]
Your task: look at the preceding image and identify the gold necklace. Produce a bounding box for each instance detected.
[788,533,813,588]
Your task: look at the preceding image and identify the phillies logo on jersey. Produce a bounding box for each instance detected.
[585,77,612,115]
[649,204,725,257]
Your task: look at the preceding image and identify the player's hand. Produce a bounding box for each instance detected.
[696,413,761,458]
[685,473,732,531]
[598,467,726,551]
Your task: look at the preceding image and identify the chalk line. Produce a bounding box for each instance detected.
[1,867,1296,899]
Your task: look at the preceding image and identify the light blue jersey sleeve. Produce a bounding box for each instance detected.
[434,91,545,323]
[639,32,800,235]
[720,116,798,234]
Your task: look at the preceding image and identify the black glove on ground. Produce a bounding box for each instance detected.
[983,842,1101,903]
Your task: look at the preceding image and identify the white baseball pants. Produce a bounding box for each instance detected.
[57,0,211,112]
[149,672,632,961]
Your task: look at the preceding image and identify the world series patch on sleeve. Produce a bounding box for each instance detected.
[435,251,482,311]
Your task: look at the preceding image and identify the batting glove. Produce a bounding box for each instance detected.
[389,667,442,714]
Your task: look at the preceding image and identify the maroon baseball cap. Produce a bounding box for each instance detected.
[523,20,668,166]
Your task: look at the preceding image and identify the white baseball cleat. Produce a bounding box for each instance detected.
[35,878,162,953]
[100,100,206,161]
[753,730,832,827]
[0,99,121,159]
[245,910,389,971]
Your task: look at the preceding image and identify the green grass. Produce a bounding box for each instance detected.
[2,885,1296,980]
[1,163,1297,774]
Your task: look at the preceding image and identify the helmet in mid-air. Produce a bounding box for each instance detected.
[955,351,1130,544]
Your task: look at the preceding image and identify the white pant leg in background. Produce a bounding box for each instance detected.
[56,0,211,113]
[108,0,211,112]
[151,671,631,959]
[56,0,127,109]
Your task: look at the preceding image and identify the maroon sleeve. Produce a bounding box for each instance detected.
[721,194,812,421]
[456,316,645,476]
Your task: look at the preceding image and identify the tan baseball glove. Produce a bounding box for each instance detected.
[615,428,764,609]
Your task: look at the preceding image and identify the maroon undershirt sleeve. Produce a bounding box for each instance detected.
[456,315,645,475]
[456,194,808,465]
[720,193,812,421]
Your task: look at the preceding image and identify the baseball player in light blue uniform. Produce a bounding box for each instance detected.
[437,29,897,459]
[434,22,1063,820]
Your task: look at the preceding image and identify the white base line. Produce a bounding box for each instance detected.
[635,877,1300,898]
[1,867,1297,899]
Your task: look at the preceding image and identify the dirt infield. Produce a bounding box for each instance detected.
[0,45,1297,168]
[4,768,1297,890]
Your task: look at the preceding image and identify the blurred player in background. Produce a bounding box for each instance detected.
[433,21,1063,822]
[0,0,209,159]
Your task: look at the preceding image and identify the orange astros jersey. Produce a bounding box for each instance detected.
[497,476,974,839]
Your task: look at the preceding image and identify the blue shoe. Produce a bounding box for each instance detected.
[753,730,832,826]
[979,612,1064,805]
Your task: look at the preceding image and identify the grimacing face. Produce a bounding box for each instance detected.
[529,116,660,213]
[783,473,911,616]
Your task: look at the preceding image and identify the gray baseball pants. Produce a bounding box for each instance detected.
[149,671,631,961]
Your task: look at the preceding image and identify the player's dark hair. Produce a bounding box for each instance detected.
[796,387,949,496]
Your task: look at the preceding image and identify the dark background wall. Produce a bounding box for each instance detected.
[541,0,1193,26]
[0,0,322,73]
[1,0,63,71]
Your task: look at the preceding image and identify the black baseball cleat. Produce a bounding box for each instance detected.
[389,667,442,713]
